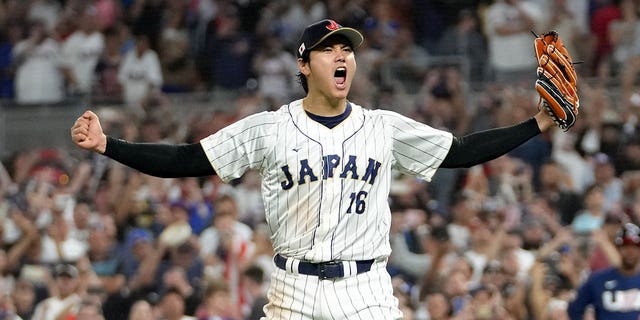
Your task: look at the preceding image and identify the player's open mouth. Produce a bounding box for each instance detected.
[334,67,346,88]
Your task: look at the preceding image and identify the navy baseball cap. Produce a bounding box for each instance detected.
[297,19,364,59]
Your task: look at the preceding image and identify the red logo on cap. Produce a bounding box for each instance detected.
[326,20,340,31]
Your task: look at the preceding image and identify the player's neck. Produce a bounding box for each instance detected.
[302,95,347,117]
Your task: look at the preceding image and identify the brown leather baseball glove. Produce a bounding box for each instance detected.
[534,31,580,131]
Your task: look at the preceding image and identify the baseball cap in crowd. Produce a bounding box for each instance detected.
[297,19,364,59]
[615,222,640,247]
[126,228,153,248]
[53,263,79,278]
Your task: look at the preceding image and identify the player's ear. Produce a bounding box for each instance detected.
[297,58,310,76]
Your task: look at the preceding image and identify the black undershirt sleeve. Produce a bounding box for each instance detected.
[440,118,541,168]
[103,136,216,178]
[102,118,539,176]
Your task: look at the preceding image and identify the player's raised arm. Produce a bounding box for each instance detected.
[70,111,215,178]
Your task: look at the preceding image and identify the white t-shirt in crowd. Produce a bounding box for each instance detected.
[199,221,253,258]
[14,38,64,104]
[117,49,163,107]
[485,1,543,72]
[31,293,81,320]
[61,31,105,92]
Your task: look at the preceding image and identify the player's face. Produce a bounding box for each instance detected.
[300,35,356,101]
[618,244,640,271]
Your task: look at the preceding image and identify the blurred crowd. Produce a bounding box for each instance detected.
[1,0,640,319]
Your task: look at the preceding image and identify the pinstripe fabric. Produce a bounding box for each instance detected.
[200,100,453,319]
[263,259,402,320]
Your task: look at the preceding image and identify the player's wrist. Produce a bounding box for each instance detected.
[98,135,111,154]
[533,111,554,132]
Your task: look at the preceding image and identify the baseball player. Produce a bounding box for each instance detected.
[568,222,640,319]
[71,19,557,319]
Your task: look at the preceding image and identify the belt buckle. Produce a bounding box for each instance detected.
[318,263,329,280]
[317,261,340,280]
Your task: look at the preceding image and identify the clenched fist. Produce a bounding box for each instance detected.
[70,110,107,154]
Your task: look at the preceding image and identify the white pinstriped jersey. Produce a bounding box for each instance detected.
[200,99,453,263]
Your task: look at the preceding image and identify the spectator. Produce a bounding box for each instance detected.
[158,0,199,93]
[499,269,529,320]
[417,67,469,135]
[463,212,505,285]
[324,0,367,31]
[241,265,267,320]
[280,0,328,49]
[12,278,36,320]
[551,120,595,193]
[0,22,23,99]
[589,212,625,272]
[93,25,124,104]
[203,6,254,91]
[590,0,622,78]
[0,204,39,276]
[423,290,453,320]
[435,9,488,85]
[443,195,473,253]
[94,0,120,31]
[537,160,582,225]
[615,138,640,173]
[85,215,125,296]
[442,267,472,316]
[157,233,203,296]
[0,291,20,320]
[571,184,607,234]
[389,209,450,282]
[198,195,252,310]
[252,32,298,106]
[13,19,65,105]
[31,264,82,320]
[528,260,570,320]
[568,222,640,318]
[127,0,163,51]
[120,228,160,290]
[160,266,200,316]
[68,199,94,244]
[39,212,87,265]
[60,4,105,95]
[624,171,640,224]
[196,279,238,320]
[171,177,214,235]
[255,1,326,51]
[199,194,253,271]
[379,25,429,95]
[484,0,544,85]
[455,283,510,319]
[161,201,194,244]
[74,296,105,320]
[27,0,61,34]
[156,287,196,320]
[592,152,624,212]
[117,31,163,111]
[228,170,265,229]
[607,0,640,79]
[500,227,535,280]
[244,223,274,280]
[127,300,153,320]
[544,0,586,71]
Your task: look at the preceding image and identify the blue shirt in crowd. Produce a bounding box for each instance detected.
[568,267,640,319]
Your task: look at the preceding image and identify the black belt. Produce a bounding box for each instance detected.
[274,254,374,280]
